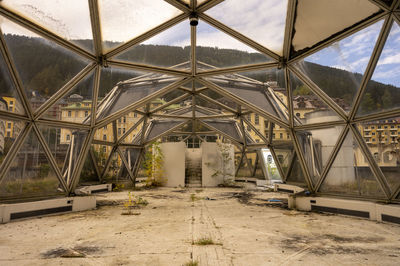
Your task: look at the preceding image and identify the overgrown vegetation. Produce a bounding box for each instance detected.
[143,141,165,187]
[192,237,222,246]
[183,261,199,266]
[121,192,148,215]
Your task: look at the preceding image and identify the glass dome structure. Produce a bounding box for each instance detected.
[0,0,399,202]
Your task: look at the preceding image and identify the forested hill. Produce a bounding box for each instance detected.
[1,34,398,112]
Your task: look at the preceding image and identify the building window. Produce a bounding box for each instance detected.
[272,133,275,139]
[378,125,381,129]
[103,134,107,141]
[134,113,137,118]
[102,146,107,153]
[85,111,89,117]
[391,125,394,129]
[371,126,375,129]
[372,138,375,141]
[6,132,10,137]
[256,139,260,143]
[372,132,375,135]
[280,133,283,139]
[384,126,388,129]
[123,116,126,123]
[9,100,13,105]
[255,114,259,125]
[66,134,70,141]
[7,123,11,129]
[278,155,284,163]
[103,125,107,130]
[296,112,300,117]
[287,133,290,139]
[118,128,121,135]
[123,128,126,134]
[68,111,71,117]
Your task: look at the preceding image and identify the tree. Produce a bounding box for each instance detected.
[382,88,392,109]
[360,92,375,113]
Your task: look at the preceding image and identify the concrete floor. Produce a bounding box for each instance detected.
[0,187,400,266]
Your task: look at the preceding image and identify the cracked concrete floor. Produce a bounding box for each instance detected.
[0,187,400,265]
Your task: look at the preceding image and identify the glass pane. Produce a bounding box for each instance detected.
[1,0,94,52]
[272,143,294,178]
[198,89,239,111]
[146,121,185,141]
[261,148,282,181]
[296,126,345,184]
[91,144,113,175]
[320,130,386,198]
[296,20,383,113]
[0,51,25,115]
[41,70,94,123]
[1,17,89,111]
[196,20,272,69]
[99,0,182,52]
[122,113,143,144]
[0,129,63,199]
[205,0,287,55]
[271,123,291,145]
[243,112,267,144]
[205,71,287,122]
[358,21,400,116]
[236,154,252,177]
[38,125,88,175]
[98,67,178,120]
[113,21,190,69]
[356,118,400,193]
[286,156,307,187]
[94,122,114,142]
[0,119,25,167]
[202,120,242,142]
[292,0,380,51]
[79,155,99,185]
[290,70,343,125]
[102,152,124,183]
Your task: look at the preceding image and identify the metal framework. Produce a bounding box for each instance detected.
[0,0,399,202]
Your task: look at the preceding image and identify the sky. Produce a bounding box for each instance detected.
[0,0,398,86]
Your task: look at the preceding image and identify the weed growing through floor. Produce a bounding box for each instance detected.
[122,192,148,215]
[190,193,201,202]
[183,260,199,266]
[192,237,222,246]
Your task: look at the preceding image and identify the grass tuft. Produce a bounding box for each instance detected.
[192,237,222,246]
[183,261,199,266]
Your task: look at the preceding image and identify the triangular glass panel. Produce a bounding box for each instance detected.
[292,0,380,51]
[272,144,295,179]
[271,123,291,145]
[146,120,185,142]
[196,20,273,69]
[121,113,144,144]
[41,70,94,123]
[0,51,25,115]
[78,152,100,185]
[202,120,242,143]
[290,70,344,125]
[102,151,124,184]
[0,129,64,199]
[260,148,283,181]
[205,0,287,55]
[113,21,190,69]
[38,124,88,175]
[355,118,400,193]
[198,89,239,112]
[243,113,268,144]
[296,126,345,184]
[1,0,94,53]
[97,66,178,120]
[119,147,141,180]
[295,20,384,113]
[286,155,308,187]
[91,144,113,176]
[99,0,182,52]
[357,21,400,116]
[94,122,114,143]
[1,18,90,112]
[236,154,252,178]
[204,73,287,122]
[0,119,26,168]
[319,130,386,198]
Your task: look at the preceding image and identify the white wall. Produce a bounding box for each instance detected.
[201,142,235,187]
[160,142,185,187]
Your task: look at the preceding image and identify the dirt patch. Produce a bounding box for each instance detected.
[217,192,288,208]
[42,246,101,258]
[146,194,181,199]
[171,189,188,193]
[323,234,385,243]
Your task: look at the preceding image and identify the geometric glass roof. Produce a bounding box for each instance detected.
[0,0,399,202]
